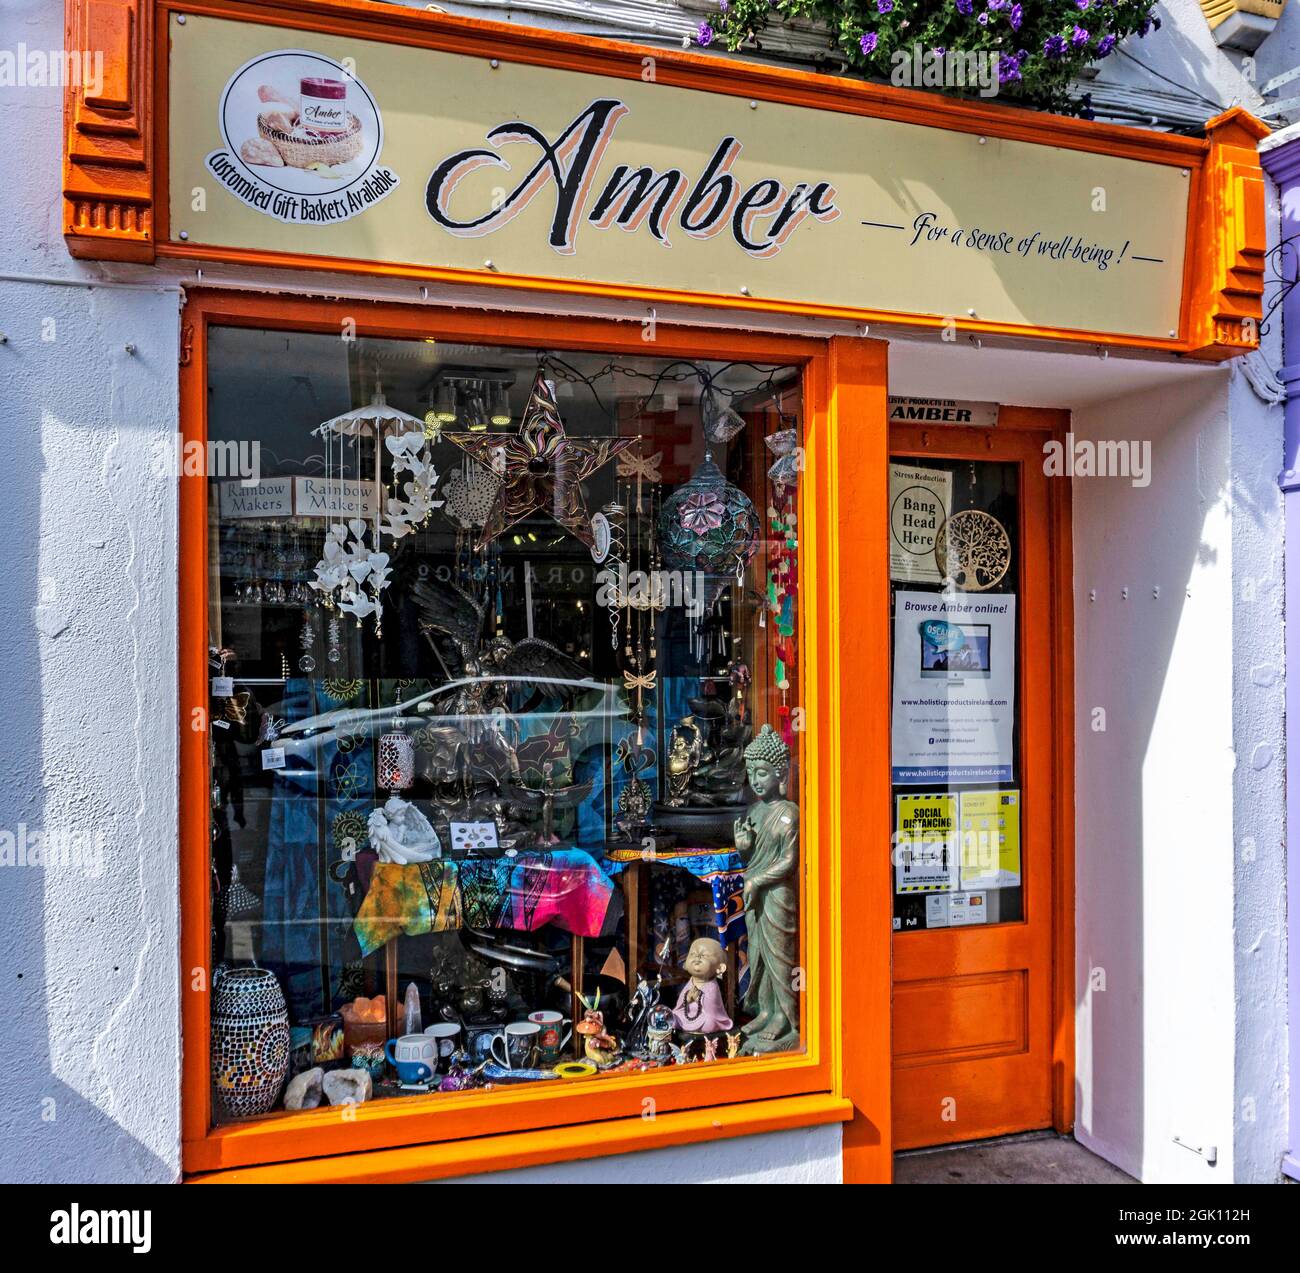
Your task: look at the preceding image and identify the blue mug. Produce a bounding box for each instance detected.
[385,1034,434,1085]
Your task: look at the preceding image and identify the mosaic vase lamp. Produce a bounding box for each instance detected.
[211,965,290,1120]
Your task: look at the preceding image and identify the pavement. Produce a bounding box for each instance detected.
[895,1131,1137,1184]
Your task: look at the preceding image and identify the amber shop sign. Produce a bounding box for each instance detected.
[169,14,1192,340]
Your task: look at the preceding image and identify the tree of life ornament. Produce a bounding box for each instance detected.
[934,510,1011,592]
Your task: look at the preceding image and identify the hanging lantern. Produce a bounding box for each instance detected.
[657,453,760,582]
[377,730,415,793]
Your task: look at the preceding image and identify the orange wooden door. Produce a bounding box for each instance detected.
[888,417,1071,1150]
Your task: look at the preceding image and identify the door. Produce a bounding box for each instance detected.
[888,415,1071,1150]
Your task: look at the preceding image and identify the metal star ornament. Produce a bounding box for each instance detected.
[444,371,635,549]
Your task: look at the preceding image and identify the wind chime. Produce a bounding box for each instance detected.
[765,423,801,743]
[607,444,663,742]
[309,377,442,638]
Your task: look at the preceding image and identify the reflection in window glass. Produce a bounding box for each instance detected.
[205,328,806,1124]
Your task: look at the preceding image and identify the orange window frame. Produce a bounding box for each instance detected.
[179,291,893,1182]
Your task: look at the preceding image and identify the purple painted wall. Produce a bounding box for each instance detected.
[1259,129,1300,1182]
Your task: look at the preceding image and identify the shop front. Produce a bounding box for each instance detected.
[59,0,1270,1183]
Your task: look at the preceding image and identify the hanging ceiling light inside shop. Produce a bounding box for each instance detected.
[426,368,516,435]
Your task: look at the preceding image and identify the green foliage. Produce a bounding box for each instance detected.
[696,1,1164,115]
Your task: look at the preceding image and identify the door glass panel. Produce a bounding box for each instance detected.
[888,456,1022,932]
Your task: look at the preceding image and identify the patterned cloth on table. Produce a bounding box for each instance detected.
[352,849,615,955]
[459,850,613,937]
[353,859,462,957]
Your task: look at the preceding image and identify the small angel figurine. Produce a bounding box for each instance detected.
[671,937,734,1034]
[368,796,442,864]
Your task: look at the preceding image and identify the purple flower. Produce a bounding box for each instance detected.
[1076,0,1090,8]
[861,31,879,54]
[1009,3,1023,31]
[1043,33,1067,58]
[987,0,1007,9]
[719,0,728,10]
[1071,24,1090,47]
[877,0,894,12]
[1096,32,1117,56]
[697,21,714,47]
[978,11,989,23]
[956,0,973,14]
[998,55,1022,83]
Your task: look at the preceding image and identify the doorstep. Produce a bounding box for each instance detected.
[895,1131,1137,1184]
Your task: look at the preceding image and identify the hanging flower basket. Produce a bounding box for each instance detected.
[700,0,1164,115]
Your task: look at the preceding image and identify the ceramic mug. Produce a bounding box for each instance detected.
[423,1021,461,1071]
[489,1020,541,1070]
[527,1010,572,1064]
[385,1033,435,1085]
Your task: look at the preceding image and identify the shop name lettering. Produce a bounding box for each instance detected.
[426,99,839,256]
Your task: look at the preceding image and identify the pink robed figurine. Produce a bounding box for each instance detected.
[671,937,734,1034]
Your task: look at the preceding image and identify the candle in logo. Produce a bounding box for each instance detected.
[299,76,349,133]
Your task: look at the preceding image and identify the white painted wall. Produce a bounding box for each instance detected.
[1070,368,1287,1183]
[445,1125,842,1183]
[0,0,183,1184]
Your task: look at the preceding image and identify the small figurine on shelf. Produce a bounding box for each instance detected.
[726,1032,743,1059]
[575,989,620,1068]
[703,1036,720,1062]
[664,732,695,807]
[668,1041,694,1066]
[646,1005,675,1061]
[438,1048,480,1093]
[670,938,734,1035]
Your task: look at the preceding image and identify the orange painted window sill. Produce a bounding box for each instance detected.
[185,1092,852,1183]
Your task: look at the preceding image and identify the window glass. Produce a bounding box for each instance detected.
[205,327,805,1124]
[888,456,1022,933]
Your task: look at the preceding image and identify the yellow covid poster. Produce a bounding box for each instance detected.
[958,790,1021,889]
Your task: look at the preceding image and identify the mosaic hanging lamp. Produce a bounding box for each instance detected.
[657,452,760,583]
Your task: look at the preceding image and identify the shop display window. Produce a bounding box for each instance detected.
[204,325,808,1127]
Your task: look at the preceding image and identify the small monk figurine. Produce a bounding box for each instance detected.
[734,725,800,1054]
[671,937,734,1035]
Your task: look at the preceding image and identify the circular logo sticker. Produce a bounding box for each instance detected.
[205,49,400,224]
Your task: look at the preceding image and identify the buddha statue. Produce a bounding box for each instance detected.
[733,726,800,1054]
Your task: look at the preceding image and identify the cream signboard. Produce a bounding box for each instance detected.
[169,14,1191,340]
